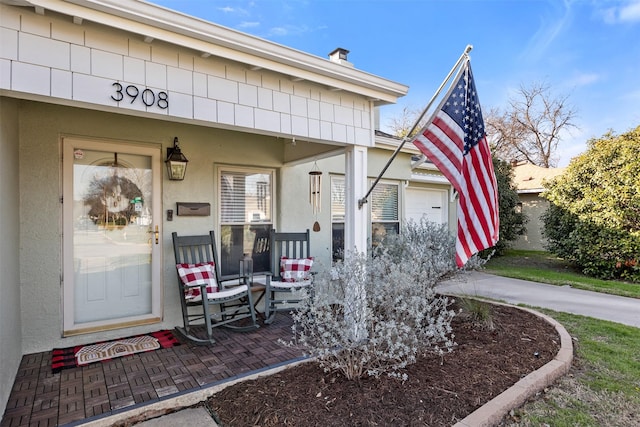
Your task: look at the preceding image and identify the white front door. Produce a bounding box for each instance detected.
[62,137,162,335]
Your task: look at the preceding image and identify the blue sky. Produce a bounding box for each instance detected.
[149,0,640,166]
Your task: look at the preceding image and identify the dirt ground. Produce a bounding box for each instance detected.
[207,302,560,426]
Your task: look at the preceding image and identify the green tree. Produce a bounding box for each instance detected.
[481,157,527,256]
[542,126,640,281]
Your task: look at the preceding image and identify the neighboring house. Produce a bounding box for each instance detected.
[511,162,565,251]
[0,0,463,415]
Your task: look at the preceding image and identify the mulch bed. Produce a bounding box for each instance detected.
[207,303,561,426]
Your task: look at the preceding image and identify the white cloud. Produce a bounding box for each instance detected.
[266,24,313,38]
[619,0,640,22]
[597,0,640,24]
[217,5,250,16]
[238,21,260,29]
[566,72,600,87]
[268,26,289,37]
[522,0,573,61]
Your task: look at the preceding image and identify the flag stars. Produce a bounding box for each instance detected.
[441,66,486,147]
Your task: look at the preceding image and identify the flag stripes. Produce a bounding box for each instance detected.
[412,59,499,267]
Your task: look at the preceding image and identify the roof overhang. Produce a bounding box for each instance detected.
[410,172,450,184]
[4,0,408,105]
[517,188,545,194]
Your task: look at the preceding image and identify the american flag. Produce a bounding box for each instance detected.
[412,60,499,267]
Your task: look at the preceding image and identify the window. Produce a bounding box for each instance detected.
[219,167,274,275]
[370,182,400,248]
[330,176,400,258]
[331,175,345,261]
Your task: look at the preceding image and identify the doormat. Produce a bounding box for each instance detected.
[51,330,180,373]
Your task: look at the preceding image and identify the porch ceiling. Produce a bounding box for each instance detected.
[281,139,344,166]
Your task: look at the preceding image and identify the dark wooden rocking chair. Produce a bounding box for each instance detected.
[172,231,258,345]
[264,229,314,324]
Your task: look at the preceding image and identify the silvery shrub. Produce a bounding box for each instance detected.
[282,219,461,380]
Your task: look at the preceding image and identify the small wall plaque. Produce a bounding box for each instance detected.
[176,202,211,216]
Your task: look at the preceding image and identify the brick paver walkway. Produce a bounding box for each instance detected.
[1,315,303,427]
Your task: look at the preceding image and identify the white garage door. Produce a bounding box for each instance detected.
[405,188,448,225]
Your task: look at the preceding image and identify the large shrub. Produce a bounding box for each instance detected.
[493,157,528,254]
[479,157,527,258]
[282,219,459,380]
[542,126,640,281]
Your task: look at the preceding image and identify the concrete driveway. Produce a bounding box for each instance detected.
[438,271,640,328]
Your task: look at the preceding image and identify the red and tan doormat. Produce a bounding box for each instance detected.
[51,330,180,373]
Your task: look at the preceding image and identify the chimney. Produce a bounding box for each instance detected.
[328,48,353,67]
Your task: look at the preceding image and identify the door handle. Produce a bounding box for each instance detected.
[149,225,159,244]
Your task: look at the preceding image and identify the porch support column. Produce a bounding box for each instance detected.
[344,144,368,255]
[344,144,368,342]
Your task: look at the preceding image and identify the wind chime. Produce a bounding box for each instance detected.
[309,162,322,232]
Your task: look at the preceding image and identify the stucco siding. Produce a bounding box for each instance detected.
[16,100,289,353]
[0,97,21,416]
[513,193,550,251]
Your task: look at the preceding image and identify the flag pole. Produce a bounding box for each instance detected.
[358,44,473,209]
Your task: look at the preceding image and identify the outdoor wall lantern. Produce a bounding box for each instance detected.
[165,137,189,181]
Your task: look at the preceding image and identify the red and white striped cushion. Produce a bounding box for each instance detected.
[280,257,313,282]
[176,262,218,300]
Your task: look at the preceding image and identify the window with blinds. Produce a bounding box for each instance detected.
[371,183,399,223]
[330,176,400,258]
[331,176,345,222]
[371,181,400,249]
[220,170,272,224]
[331,176,345,261]
[219,168,274,275]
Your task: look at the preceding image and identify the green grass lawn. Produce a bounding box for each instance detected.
[485,250,640,426]
[506,310,640,426]
[484,249,640,299]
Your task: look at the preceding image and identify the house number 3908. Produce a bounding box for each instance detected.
[111,83,169,109]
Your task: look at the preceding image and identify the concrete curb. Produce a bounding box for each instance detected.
[452,303,574,427]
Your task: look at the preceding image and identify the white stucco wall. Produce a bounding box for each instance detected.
[16,100,295,353]
[0,96,21,416]
[512,193,550,251]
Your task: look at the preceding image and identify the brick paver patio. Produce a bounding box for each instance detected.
[1,315,304,427]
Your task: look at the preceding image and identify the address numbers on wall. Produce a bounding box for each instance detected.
[111,83,168,109]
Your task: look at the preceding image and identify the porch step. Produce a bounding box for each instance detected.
[135,407,218,427]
